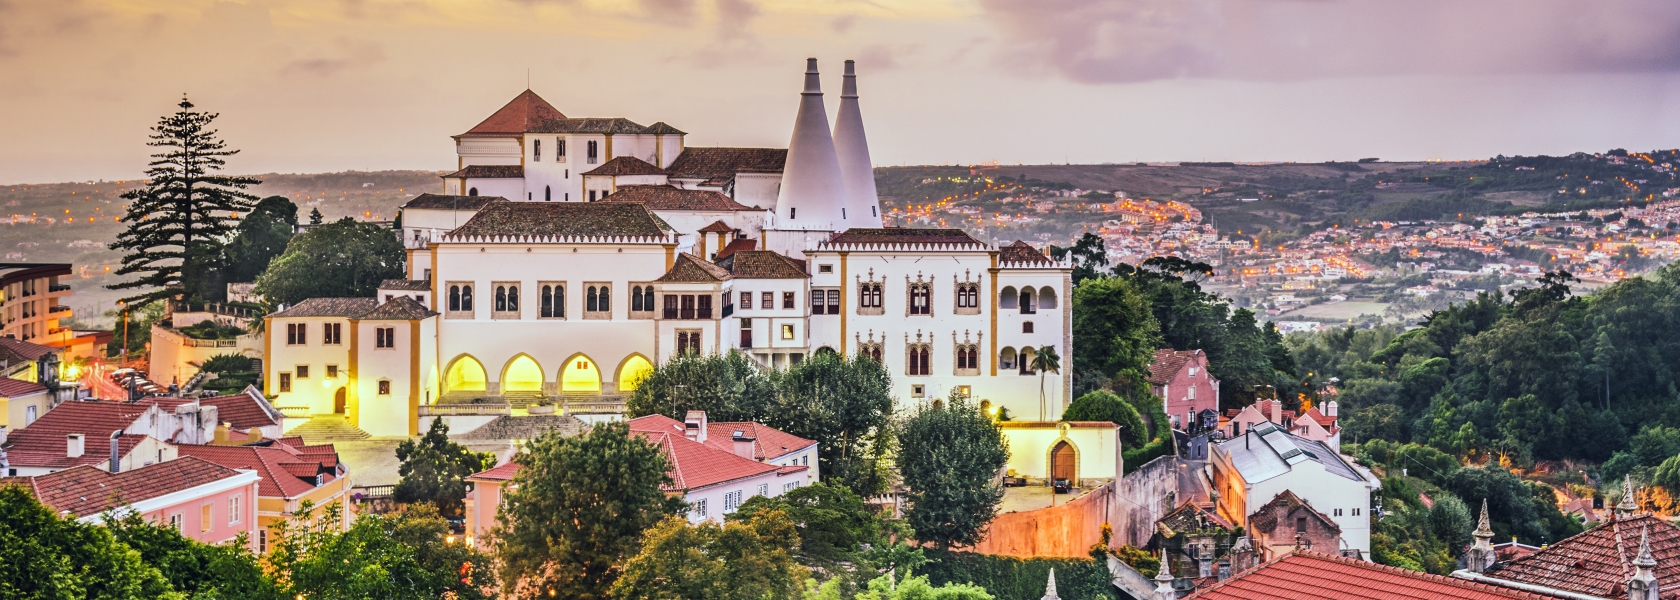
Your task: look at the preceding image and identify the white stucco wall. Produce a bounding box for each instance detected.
[998,422,1121,484]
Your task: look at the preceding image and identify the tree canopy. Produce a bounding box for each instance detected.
[394,417,498,517]
[253,217,405,306]
[611,511,807,600]
[1062,390,1146,447]
[898,393,1010,550]
[220,195,298,286]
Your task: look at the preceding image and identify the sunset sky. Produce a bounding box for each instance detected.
[3,0,1680,183]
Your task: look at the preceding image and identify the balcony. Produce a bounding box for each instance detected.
[49,284,71,293]
[49,304,72,314]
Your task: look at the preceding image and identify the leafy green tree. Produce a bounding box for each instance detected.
[805,571,993,600]
[394,417,498,517]
[196,353,260,393]
[222,196,298,285]
[1343,403,1404,443]
[309,207,324,225]
[0,485,181,599]
[1427,495,1474,557]
[1061,390,1146,446]
[1030,345,1062,421]
[625,352,776,422]
[1070,276,1160,397]
[731,482,904,577]
[1047,232,1109,284]
[268,502,493,600]
[110,97,259,305]
[497,422,686,599]
[898,393,1009,549]
[253,217,404,305]
[105,511,280,599]
[611,511,807,600]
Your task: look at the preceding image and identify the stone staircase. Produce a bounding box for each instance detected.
[501,390,547,409]
[286,415,372,443]
[456,415,586,441]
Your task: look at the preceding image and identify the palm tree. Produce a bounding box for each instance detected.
[1031,346,1062,421]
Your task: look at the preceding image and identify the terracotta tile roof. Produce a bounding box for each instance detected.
[460,89,567,137]
[400,194,503,210]
[467,460,520,482]
[1147,349,1199,385]
[714,238,759,260]
[698,220,733,233]
[584,156,669,176]
[998,241,1054,265]
[656,253,733,283]
[0,457,246,519]
[1299,407,1338,431]
[379,279,431,291]
[1248,490,1339,538]
[268,298,379,319]
[1,401,153,469]
[827,228,983,246]
[715,251,809,280]
[0,376,48,397]
[139,390,280,432]
[358,297,438,320]
[704,421,815,461]
[1485,513,1680,599]
[599,185,758,212]
[1156,500,1235,535]
[442,165,524,179]
[528,117,651,135]
[0,337,58,364]
[447,202,671,239]
[1186,551,1551,600]
[175,443,340,499]
[667,147,787,186]
[626,415,782,491]
[644,122,685,135]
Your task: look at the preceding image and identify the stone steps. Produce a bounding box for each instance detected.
[455,415,585,441]
[285,415,372,443]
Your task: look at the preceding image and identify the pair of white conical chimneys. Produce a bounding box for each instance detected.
[774,58,884,231]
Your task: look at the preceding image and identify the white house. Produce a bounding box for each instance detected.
[1209,421,1380,559]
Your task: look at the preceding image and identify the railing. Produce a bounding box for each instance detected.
[49,284,71,293]
[181,338,241,348]
[353,485,394,500]
[566,400,627,415]
[420,404,511,416]
[169,301,263,320]
[274,405,311,418]
[49,304,71,313]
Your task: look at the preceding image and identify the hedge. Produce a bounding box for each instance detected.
[918,549,1121,600]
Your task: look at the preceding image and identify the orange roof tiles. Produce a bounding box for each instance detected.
[0,456,245,519]
[1187,551,1551,600]
[460,90,566,137]
[174,442,340,499]
[1486,513,1680,600]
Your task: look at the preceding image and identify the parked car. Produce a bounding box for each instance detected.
[1052,478,1072,494]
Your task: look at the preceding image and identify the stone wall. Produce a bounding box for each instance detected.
[1115,455,1181,547]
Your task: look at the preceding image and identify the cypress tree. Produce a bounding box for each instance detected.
[109,97,258,305]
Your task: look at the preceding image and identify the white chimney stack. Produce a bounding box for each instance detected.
[833,59,883,228]
[684,410,708,444]
[772,58,848,232]
[67,433,84,458]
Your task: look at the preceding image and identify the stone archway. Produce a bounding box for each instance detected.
[615,354,654,392]
[560,354,602,392]
[1050,440,1076,483]
[501,354,545,392]
[443,355,487,394]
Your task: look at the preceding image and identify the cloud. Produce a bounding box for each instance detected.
[979,0,1680,83]
[858,43,920,71]
[281,38,386,77]
[642,0,698,24]
[830,15,856,34]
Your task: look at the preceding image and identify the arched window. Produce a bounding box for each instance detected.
[632,286,645,312]
[643,287,655,312]
[545,186,552,201]
[507,286,519,312]
[1019,346,1036,375]
[449,285,461,312]
[495,286,507,311]
[461,285,474,311]
[468,187,478,196]
[1000,286,1018,309]
[999,347,1017,370]
[587,287,598,312]
[1039,286,1057,309]
[1020,288,1036,314]
[599,285,610,309]
[541,285,555,317]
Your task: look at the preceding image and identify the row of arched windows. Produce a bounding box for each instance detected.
[448,285,474,312]
[495,285,520,312]
[586,285,611,313]
[630,285,656,312]
[541,285,564,318]
[999,286,1058,313]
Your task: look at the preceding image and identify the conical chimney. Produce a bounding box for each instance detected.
[833,59,883,228]
[772,58,848,231]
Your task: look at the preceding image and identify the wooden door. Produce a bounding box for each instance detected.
[1051,441,1076,482]
[334,387,347,414]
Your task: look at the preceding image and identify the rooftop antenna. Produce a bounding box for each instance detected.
[527,68,531,90]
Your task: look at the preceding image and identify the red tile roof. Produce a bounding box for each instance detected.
[1485,513,1680,599]
[467,460,520,482]
[1147,349,1200,385]
[705,422,815,462]
[174,443,340,499]
[698,220,733,233]
[1186,551,1551,600]
[447,202,671,239]
[139,390,279,433]
[460,89,567,137]
[714,238,760,260]
[626,415,781,491]
[0,376,48,397]
[998,241,1054,265]
[600,185,757,212]
[655,253,733,283]
[0,456,246,519]
[0,336,59,364]
[584,156,669,176]
[1,401,154,469]
[715,251,808,280]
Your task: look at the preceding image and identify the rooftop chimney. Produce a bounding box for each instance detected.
[1325,400,1338,418]
[772,58,847,231]
[108,430,122,473]
[732,431,756,460]
[1270,399,1283,425]
[833,59,883,228]
[66,433,84,458]
[1630,525,1660,600]
[1467,499,1496,573]
[684,410,708,444]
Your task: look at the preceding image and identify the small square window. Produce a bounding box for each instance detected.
[1333,508,1343,517]
[279,373,291,393]
[956,385,972,397]
[295,365,309,379]
[1022,321,1034,333]
[911,384,925,398]
[201,504,213,532]
[326,365,338,378]
[378,380,391,395]
[781,324,795,340]
[782,292,795,309]
[818,264,834,273]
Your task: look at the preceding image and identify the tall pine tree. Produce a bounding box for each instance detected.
[110,97,258,305]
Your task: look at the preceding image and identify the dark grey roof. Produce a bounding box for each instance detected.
[655,253,733,283]
[644,122,686,135]
[447,202,671,238]
[716,251,808,279]
[401,194,503,210]
[358,297,437,320]
[442,165,524,179]
[268,298,379,319]
[379,279,431,291]
[528,117,651,135]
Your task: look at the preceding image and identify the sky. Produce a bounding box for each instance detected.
[3,0,1680,183]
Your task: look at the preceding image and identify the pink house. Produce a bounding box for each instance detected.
[1146,349,1220,430]
[0,456,261,549]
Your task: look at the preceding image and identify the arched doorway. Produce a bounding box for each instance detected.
[616,355,654,392]
[333,387,347,414]
[501,355,544,392]
[561,354,602,392]
[443,355,487,393]
[1050,440,1076,483]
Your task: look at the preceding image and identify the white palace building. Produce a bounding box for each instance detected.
[262,59,1073,437]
